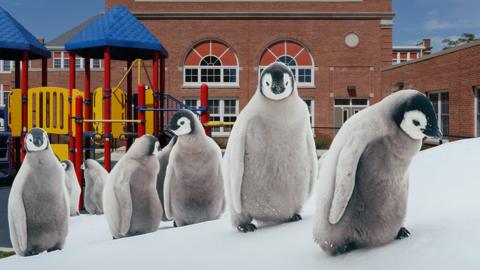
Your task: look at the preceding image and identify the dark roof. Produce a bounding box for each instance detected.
[0,7,50,60]
[65,6,168,60]
[46,14,102,50]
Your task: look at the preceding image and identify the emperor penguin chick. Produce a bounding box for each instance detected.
[223,62,317,233]
[313,90,442,255]
[103,135,162,239]
[61,160,81,216]
[81,159,108,215]
[163,109,225,227]
[8,128,69,256]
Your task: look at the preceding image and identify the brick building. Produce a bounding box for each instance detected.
[2,0,395,141]
[392,39,431,65]
[382,40,480,141]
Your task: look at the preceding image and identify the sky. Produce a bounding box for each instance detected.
[0,0,479,52]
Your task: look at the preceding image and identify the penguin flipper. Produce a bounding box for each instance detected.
[8,169,29,255]
[329,135,368,224]
[306,122,318,195]
[163,163,174,221]
[223,120,247,214]
[114,170,133,236]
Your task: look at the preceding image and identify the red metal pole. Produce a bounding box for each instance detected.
[68,52,76,164]
[137,84,146,137]
[20,51,29,161]
[41,58,47,86]
[75,95,84,209]
[14,60,20,169]
[126,60,133,150]
[200,83,210,136]
[159,57,165,132]
[153,52,159,136]
[84,56,91,159]
[103,47,111,172]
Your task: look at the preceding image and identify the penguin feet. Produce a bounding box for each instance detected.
[47,246,61,253]
[288,213,302,222]
[173,221,178,228]
[237,223,257,233]
[395,227,411,240]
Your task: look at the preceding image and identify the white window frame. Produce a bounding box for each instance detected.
[428,90,449,139]
[302,98,315,128]
[0,84,4,107]
[333,98,370,108]
[183,98,239,137]
[475,87,480,137]
[183,64,239,88]
[0,60,13,73]
[52,51,102,70]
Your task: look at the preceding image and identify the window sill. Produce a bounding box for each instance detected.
[298,85,317,89]
[182,84,240,89]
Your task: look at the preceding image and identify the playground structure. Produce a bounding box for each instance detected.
[0,6,235,211]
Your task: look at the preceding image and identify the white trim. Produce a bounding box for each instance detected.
[0,60,13,73]
[475,87,480,137]
[427,90,449,138]
[183,65,240,88]
[302,97,315,127]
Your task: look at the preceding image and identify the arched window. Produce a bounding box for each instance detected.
[184,40,239,87]
[259,40,315,87]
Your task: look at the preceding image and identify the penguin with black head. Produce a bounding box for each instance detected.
[163,109,225,227]
[223,62,317,233]
[313,90,442,255]
[8,128,69,256]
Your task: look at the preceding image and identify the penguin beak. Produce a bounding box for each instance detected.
[423,125,443,139]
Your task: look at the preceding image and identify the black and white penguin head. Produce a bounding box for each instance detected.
[61,160,73,171]
[392,91,442,140]
[25,128,49,152]
[260,62,295,101]
[169,109,196,136]
[129,135,160,157]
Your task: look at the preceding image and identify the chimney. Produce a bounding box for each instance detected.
[422,38,432,55]
[37,37,45,45]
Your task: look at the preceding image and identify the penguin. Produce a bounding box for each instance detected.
[103,135,162,238]
[156,136,177,222]
[81,159,108,215]
[163,109,224,227]
[61,160,81,216]
[313,89,442,256]
[223,62,317,233]
[8,128,69,256]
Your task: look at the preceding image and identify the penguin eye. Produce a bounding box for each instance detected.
[413,120,420,127]
[266,81,270,86]
[180,121,185,125]
[285,80,289,86]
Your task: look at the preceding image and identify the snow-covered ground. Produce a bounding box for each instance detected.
[1,139,480,269]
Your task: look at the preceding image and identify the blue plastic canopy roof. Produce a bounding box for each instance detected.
[65,6,168,60]
[0,7,51,60]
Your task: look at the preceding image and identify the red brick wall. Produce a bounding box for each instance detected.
[1,0,393,143]
[382,43,480,140]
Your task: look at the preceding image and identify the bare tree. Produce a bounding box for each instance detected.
[442,33,478,50]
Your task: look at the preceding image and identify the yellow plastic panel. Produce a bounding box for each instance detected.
[145,88,154,135]
[51,144,69,160]
[7,89,22,137]
[27,87,76,135]
[92,87,126,138]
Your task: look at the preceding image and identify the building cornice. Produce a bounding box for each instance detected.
[134,12,395,20]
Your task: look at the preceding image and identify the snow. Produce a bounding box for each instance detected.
[1,138,480,269]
